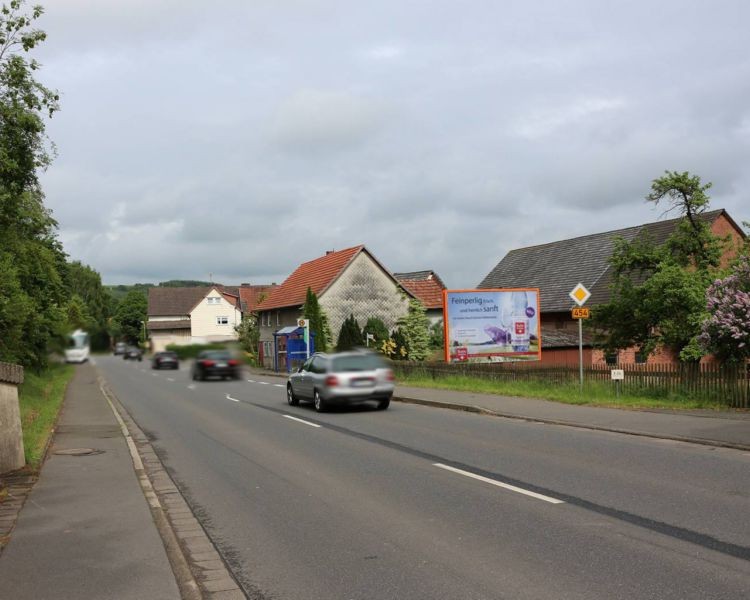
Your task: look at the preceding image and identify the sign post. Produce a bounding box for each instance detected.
[569,283,591,394]
[298,319,310,359]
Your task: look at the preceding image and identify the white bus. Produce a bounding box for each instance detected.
[64,329,90,364]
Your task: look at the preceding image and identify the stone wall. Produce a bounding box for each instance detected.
[0,362,25,474]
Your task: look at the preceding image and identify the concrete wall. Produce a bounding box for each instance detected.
[150,330,191,353]
[0,362,25,474]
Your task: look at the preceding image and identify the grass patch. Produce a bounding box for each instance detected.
[396,373,728,410]
[18,364,75,470]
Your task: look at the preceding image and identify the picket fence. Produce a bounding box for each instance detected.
[391,361,750,408]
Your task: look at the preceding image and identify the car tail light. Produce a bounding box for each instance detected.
[385,369,395,382]
[202,360,215,367]
[325,375,339,387]
[228,359,239,366]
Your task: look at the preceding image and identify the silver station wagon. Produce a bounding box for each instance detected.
[287,350,395,412]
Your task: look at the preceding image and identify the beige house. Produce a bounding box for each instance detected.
[256,245,414,368]
[147,287,242,353]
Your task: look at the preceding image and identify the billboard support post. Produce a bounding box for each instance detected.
[578,318,583,393]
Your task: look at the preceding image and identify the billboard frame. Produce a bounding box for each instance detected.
[442,288,542,363]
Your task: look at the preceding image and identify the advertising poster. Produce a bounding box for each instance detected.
[443,288,541,362]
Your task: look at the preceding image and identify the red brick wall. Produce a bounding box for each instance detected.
[711,213,745,268]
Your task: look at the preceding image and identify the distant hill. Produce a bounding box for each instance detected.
[106,280,219,303]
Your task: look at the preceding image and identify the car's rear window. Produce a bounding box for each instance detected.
[331,354,387,372]
[159,352,177,358]
[203,351,231,359]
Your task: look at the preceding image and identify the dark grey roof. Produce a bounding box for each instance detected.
[540,326,594,348]
[393,270,448,288]
[394,270,433,281]
[148,287,214,316]
[479,209,729,312]
[147,320,192,331]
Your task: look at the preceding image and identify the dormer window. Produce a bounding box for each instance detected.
[207,297,221,305]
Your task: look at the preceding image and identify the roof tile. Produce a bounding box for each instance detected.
[259,246,364,310]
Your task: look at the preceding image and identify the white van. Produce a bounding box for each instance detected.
[64,329,90,364]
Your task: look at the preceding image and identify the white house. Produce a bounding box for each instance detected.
[147,286,242,353]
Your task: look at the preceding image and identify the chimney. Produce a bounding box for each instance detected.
[326,249,335,255]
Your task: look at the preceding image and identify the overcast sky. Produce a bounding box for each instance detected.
[34,0,750,287]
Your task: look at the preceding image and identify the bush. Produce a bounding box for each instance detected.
[165,343,227,360]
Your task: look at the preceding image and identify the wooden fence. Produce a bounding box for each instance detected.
[391,361,750,408]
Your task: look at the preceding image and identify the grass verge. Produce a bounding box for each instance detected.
[395,373,728,410]
[18,364,75,470]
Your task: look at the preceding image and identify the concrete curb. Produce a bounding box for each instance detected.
[393,396,750,452]
[99,376,247,600]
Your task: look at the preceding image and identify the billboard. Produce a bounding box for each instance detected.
[443,288,541,362]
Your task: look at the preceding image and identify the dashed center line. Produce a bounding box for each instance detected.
[167,377,175,382]
[283,415,321,428]
[258,381,270,385]
[433,463,564,505]
[247,379,255,383]
[273,384,284,388]
[226,394,240,402]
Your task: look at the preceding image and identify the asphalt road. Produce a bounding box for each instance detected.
[96,355,750,600]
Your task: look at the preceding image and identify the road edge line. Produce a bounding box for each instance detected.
[98,374,246,600]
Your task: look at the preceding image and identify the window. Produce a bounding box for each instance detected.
[276,311,280,326]
[635,351,647,364]
[207,297,220,305]
[605,352,619,365]
[216,316,229,325]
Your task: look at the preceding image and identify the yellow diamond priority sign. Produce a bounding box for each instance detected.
[569,283,591,306]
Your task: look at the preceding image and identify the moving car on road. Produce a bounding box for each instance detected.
[287,350,394,412]
[113,341,127,355]
[152,351,179,370]
[191,350,241,381]
[123,346,143,361]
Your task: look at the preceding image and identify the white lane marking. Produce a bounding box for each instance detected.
[247,379,255,383]
[226,394,240,402]
[259,381,270,385]
[187,384,196,390]
[151,372,158,377]
[433,463,564,505]
[167,377,175,382]
[273,384,284,388]
[283,415,321,428]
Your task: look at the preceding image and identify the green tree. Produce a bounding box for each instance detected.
[396,299,431,361]
[592,171,724,361]
[428,319,444,351]
[66,260,113,350]
[390,327,409,360]
[336,314,363,351]
[0,0,66,369]
[302,287,331,352]
[235,313,260,364]
[112,290,147,344]
[363,317,389,349]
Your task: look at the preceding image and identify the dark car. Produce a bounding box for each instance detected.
[123,346,143,361]
[287,350,394,412]
[152,351,179,370]
[191,350,241,381]
[113,342,127,355]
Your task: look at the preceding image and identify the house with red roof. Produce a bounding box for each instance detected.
[256,245,413,368]
[393,270,447,324]
[147,286,243,352]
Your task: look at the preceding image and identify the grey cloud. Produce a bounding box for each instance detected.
[29,1,750,289]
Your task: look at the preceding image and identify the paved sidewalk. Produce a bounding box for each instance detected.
[393,384,750,451]
[0,364,181,600]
